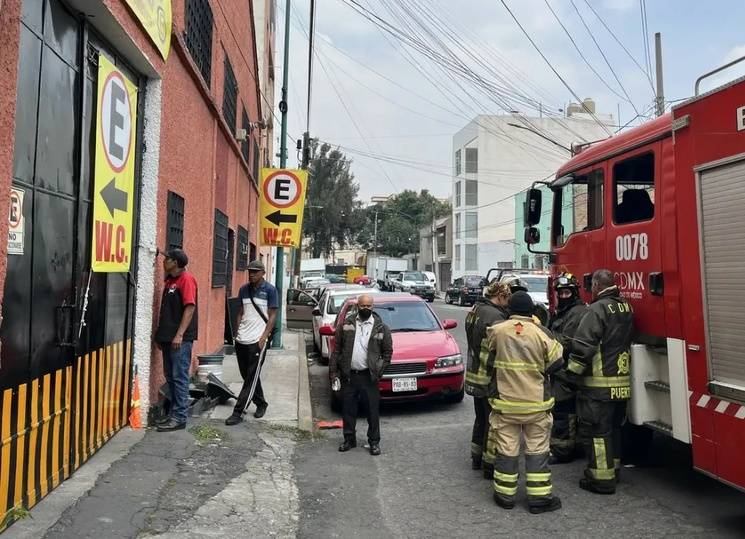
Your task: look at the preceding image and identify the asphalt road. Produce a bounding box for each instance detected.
[294,298,745,538]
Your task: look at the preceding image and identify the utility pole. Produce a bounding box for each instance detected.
[655,32,665,117]
[273,0,292,349]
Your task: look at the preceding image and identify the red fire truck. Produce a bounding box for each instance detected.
[524,62,745,491]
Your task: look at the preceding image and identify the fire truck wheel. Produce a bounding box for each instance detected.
[621,422,653,466]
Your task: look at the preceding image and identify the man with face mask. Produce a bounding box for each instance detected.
[548,273,587,463]
[330,294,393,456]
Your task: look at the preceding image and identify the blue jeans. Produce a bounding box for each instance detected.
[161,341,193,424]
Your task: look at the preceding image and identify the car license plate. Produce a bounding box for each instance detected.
[392,378,417,392]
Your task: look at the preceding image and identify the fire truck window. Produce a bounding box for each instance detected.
[553,169,604,246]
[614,152,655,224]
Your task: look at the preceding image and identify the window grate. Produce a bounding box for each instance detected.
[241,109,250,162]
[212,209,229,287]
[185,0,213,88]
[252,139,260,185]
[166,191,185,251]
[237,226,249,270]
[223,55,238,132]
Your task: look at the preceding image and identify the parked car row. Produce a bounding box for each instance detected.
[444,275,486,306]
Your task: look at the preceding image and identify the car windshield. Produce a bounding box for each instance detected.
[520,276,548,293]
[465,276,484,286]
[402,272,425,281]
[328,292,365,314]
[372,302,440,332]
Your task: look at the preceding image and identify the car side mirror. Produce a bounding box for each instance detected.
[319,324,335,336]
[312,307,321,316]
[524,188,542,226]
[524,227,540,245]
[443,319,457,330]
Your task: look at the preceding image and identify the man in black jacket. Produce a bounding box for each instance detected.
[465,281,511,476]
[567,269,634,494]
[548,273,587,463]
[330,295,393,456]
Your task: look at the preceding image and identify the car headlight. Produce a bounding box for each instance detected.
[435,354,462,368]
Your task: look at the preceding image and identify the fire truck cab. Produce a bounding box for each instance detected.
[524,67,745,491]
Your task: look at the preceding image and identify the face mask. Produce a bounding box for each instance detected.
[557,295,574,310]
[358,308,373,320]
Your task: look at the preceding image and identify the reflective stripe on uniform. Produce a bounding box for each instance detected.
[526,485,553,497]
[593,438,608,471]
[490,397,555,413]
[548,340,562,362]
[465,371,490,386]
[494,471,518,483]
[493,482,518,496]
[526,472,551,482]
[471,442,482,455]
[567,358,585,375]
[592,348,604,378]
[494,361,541,372]
[588,467,616,480]
[578,375,630,388]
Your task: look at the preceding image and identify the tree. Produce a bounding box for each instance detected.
[302,141,361,258]
[356,190,451,257]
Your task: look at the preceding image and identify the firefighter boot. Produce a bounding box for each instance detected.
[529,496,562,514]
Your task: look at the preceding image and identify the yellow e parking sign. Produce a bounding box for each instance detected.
[91,55,138,273]
[259,168,308,248]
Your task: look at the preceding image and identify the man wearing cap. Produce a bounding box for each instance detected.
[487,291,564,514]
[225,260,278,426]
[465,281,511,478]
[154,249,199,432]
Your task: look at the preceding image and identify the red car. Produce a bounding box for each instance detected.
[320,293,464,408]
[353,275,372,285]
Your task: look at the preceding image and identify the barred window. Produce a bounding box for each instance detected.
[166,191,185,251]
[223,55,238,131]
[185,0,213,87]
[212,209,229,287]
[252,139,260,185]
[241,109,250,162]
[237,226,249,270]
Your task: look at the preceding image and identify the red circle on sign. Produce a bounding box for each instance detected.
[98,70,132,174]
[263,170,302,209]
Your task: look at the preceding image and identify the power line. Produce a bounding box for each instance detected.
[640,0,653,81]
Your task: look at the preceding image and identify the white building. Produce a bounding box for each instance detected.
[451,102,614,280]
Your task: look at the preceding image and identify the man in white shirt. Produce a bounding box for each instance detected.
[329,295,393,455]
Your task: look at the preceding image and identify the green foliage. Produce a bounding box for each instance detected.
[303,141,361,258]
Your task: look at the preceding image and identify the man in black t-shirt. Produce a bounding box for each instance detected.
[154,249,199,432]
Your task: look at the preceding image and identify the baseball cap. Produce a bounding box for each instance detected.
[165,248,188,268]
[248,259,265,272]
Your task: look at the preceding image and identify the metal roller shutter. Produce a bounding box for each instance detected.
[700,159,745,387]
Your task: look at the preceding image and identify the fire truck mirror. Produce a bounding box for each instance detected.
[524,227,540,245]
[524,188,542,227]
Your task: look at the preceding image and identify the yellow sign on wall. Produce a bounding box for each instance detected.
[124,0,172,60]
[91,55,138,273]
[259,168,308,248]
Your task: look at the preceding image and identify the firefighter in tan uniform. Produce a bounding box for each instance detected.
[486,291,564,514]
[567,269,634,495]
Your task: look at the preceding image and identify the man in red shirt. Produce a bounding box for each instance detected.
[154,249,199,432]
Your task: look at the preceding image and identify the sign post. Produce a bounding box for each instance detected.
[91,55,138,273]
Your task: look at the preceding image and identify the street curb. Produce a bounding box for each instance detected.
[297,334,314,436]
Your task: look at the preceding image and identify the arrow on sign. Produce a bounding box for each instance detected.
[265,210,298,226]
[101,178,128,217]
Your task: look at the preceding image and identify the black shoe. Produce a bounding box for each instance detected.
[155,415,171,426]
[369,444,381,456]
[254,403,268,419]
[225,414,243,426]
[483,464,494,480]
[338,440,357,452]
[549,454,573,465]
[579,478,615,495]
[492,492,515,510]
[156,420,186,432]
[529,496,562,514]
[471,456,483,470]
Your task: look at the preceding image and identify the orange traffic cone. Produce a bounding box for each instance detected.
[129,366,142,429]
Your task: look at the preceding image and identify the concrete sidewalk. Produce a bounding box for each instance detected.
[4,330,312,539]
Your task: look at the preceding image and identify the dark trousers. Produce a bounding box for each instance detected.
[342,370,381,444]
[550,381,578,462]
[577,394,626,492]
[233,342,268,415]
[471,396,491,461]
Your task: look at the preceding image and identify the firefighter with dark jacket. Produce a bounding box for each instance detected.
[566,269,634,494]
[465,281,511,476]
[548,273,587,463]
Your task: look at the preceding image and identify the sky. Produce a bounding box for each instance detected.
[274,0,745,202]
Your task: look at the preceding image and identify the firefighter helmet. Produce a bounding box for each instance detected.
[500,275,529,293]
[553,272,579,292]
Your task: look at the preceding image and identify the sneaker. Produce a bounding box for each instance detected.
[156,420,186,432]
[492,492,515,510]
[254,403,268,419]
[155,415,171,426]
[369,443,381,456]
[529,496,562,514]
[225,413,243,426]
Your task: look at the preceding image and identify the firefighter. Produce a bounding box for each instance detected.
[501,275,550,326]
[567,269,634,495]
[548,273,587,464]
[487,291,564,514]
[464,281,511,476]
